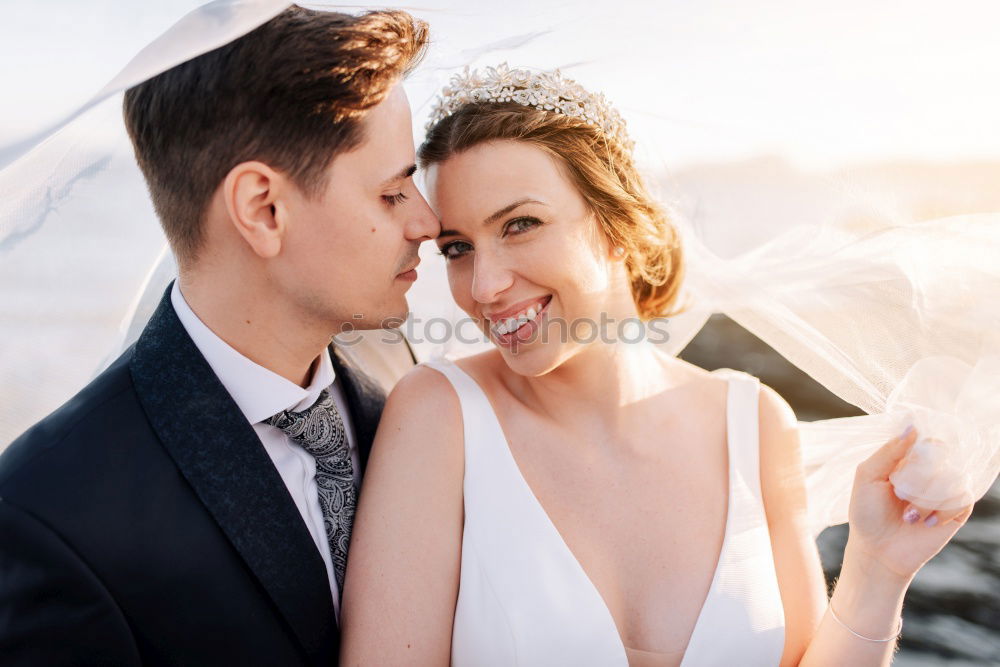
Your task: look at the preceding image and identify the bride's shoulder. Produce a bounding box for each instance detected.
[380,350,503,426]
[667,357,805,517]
[658,354,797,434]
[369,363,465,476]
[662,353,788,404]
[386,362,462,419]
[655,352,730,397]
[371,363,467,456]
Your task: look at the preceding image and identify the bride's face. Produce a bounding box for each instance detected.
[427,139,630,375]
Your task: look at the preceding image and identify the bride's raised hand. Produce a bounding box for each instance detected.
[846,426,974,581]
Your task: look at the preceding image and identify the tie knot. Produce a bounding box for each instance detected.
[266,387,346,457]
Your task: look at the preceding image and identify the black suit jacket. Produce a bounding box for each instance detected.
[0,286,389,666]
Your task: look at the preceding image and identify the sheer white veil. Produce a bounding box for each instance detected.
[1,0,997,537]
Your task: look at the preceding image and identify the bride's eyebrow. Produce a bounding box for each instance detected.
[483,198,544,226]
[439,198,546,239]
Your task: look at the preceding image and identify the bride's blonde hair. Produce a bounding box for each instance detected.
[418,101,685,321]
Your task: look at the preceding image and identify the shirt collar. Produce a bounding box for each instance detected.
[170,281,335,425]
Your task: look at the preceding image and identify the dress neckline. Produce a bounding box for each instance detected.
[445,361,736,665]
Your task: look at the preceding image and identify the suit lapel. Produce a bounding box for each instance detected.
[328,343,387,476]
[130,286,336,664]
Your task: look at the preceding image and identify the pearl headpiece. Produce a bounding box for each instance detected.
[426,63,634,152]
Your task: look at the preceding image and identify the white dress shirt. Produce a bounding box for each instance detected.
[170,282,359,623]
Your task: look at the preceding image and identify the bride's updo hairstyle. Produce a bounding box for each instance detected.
[419,64,684,320]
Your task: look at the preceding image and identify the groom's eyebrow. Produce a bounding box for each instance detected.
[439,198,545,238]
[380,163,417,188]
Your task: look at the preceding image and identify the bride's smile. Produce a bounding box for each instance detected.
[484,294,551,341]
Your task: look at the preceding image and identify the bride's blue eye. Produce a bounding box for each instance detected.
[438,240,473,260]
[503,216,542,236]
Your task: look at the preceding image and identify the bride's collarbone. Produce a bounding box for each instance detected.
[488,362,727,448]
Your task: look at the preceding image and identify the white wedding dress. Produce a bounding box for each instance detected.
[425,358,786,667]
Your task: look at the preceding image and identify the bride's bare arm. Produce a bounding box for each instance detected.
[340,367,464,666]
[796,426,973,667]
[757,385,828,666]
[760,385,974,667]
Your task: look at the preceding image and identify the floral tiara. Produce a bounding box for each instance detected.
[426,63,634,152]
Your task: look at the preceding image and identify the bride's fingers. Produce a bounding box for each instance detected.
[941,504,974,526]
[856,425,918,484]
[902,503,974,527]
[901,502,932,525]
[927,507,956,526]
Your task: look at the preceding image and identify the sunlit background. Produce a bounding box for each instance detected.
[4,1,1000,167]
[1,1,998,663]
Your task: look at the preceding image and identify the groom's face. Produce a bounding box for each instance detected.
[277,84,438,329]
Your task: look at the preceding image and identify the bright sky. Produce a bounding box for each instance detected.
[1,0,999,169]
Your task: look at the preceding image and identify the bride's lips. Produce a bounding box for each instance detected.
[488,295,552,348]
[484,295,551,323]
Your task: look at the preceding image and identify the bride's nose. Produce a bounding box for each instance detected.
[470,251,514,304]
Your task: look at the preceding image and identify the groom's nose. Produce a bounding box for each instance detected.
[404,190,440,242]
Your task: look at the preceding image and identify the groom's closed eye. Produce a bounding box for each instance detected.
[379,164,418,206]
[382,192,409,207]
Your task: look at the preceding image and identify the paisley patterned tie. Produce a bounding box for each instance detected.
[267,387,354,600]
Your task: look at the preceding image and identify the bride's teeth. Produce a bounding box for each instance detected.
[493,301,547,337]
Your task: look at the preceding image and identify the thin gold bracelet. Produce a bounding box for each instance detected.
[828,602,903,642]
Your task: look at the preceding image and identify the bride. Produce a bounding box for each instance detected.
[339,66,974,666]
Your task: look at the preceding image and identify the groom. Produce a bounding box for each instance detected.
[0,6,435,666]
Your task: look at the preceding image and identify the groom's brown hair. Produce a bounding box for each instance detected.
[123,5,428,266]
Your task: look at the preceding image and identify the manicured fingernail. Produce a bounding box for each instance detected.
[903,507,920,524]
[902,425,915,438]
[924,515,938,527]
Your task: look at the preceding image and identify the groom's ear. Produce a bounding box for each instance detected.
[222,161,285,259]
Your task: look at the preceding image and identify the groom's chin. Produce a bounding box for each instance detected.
[381,306,410,330]
[349,304,410,331]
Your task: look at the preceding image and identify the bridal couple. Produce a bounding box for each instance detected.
[0,6,974,666]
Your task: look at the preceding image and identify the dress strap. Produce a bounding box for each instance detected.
[719,369,764,504]
[680,369,785,665]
